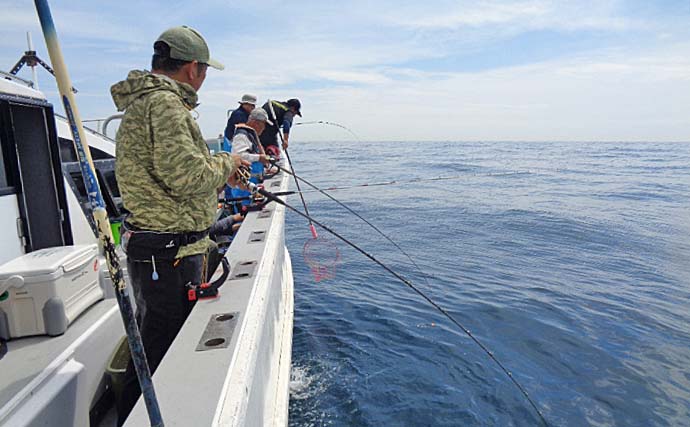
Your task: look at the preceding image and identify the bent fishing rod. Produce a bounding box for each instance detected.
[293,120,361,140]
[240,177,550,426]
[243,169,531,196]
[223,167,528,285]
[34,1,163,425]
[267,161,434,282]
[259,164,529,285]
[266,100,317,238]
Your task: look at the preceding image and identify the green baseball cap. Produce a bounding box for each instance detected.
[156,26,224,70]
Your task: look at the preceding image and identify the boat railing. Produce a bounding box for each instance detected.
[54,112,118,143]
[0,70,34,87]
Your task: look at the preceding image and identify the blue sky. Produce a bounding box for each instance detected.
[1,0,689,141]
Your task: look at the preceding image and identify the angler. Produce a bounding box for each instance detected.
[223,93,257,145]
[265,103,317,238]
[260,98,302,156]
[225,107,273,209]
[110,25,246,424]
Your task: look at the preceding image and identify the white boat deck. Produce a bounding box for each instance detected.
[0,299,118,408]
[0,297,123,426]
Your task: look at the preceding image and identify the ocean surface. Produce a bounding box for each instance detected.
[283,141,690,427]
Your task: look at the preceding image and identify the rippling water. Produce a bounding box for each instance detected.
[284,141,690,426]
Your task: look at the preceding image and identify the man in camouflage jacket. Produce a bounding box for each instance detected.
[110,26,246,424]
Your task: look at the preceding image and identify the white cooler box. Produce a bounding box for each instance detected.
[0,244,103,340]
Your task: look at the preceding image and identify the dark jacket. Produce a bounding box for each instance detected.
[260,100,294,147]
[224,106,250,140]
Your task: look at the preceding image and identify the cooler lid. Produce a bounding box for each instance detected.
[0,244,98,279]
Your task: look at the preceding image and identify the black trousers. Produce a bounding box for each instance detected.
[116,254,203,426]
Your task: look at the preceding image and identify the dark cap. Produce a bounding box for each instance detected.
[286,98,302,117]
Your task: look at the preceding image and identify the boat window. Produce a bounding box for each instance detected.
[58,137,113,162]
[0,98,73,249]
[59,137,121,221]
[0,142,9,191]
[0,108,17,196]
[62,157,122,222]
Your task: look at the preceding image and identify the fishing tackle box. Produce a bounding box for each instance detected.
[0,244,103,340]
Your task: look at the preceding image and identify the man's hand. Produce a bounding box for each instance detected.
[259,154,271,166]
[228,167,250,189]
[231,154,247,171]
[282,133,289,151]
[228,157,251,188]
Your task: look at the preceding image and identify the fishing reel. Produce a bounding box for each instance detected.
[234,165,263,199]
[235,165,252,189]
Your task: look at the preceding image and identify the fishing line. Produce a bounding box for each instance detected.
[266,100,317,238]
[247,181,550,426]
[268,170,531,195]
[221,170,532,203]
[293,120,361,140]
[222,168,529,283]
[270,161,435,282]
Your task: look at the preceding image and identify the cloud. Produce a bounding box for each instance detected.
[2,0,688,142]
[194,40,690,142]
[383,0,637,32]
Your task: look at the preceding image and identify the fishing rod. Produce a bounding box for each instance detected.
[240,177,550,426]
[33,1,163,426]
[220,170,531,202]
[264,165,534,286]
[268,169,531,195]
[222,168,529,282]
[266,100,317,238]
[268,161,435,280]
[293,120,361,140]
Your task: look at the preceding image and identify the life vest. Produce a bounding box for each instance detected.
[232,123,261,154]
[227,124,264,208]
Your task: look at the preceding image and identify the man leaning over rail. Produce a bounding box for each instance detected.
[110,25,248,425]
[259,98,302,157]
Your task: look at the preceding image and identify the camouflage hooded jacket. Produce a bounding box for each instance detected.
[111,70,236,257]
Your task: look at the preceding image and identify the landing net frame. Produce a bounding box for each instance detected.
[302,235,340,282]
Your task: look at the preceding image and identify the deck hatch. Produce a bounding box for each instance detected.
[257,209,272,219]
[229,260,257,280]
[195,312,239,352]
[248,230,266,243]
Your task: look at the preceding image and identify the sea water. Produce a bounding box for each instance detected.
[285,141,690,427]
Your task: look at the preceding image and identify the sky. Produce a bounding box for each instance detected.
[1,0,689,142]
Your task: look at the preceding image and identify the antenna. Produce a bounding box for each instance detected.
[26,32,39,89]
[10,31,77,93]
